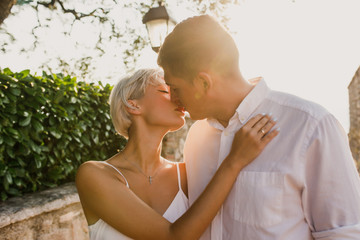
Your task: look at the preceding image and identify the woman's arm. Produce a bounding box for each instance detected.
[76,114,278,240]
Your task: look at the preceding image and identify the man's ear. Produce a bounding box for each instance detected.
[126,100,141,115]
[195,71,212,93]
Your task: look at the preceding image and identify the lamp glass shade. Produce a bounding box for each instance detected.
[145,19,176,52]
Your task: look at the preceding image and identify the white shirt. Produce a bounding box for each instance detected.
[184,79,360,240]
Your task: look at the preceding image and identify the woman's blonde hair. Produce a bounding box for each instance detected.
[109,68,164,139]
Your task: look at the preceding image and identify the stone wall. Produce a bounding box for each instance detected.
[0,183,89,240]
[348,66,360,169]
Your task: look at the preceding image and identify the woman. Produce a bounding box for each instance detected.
[76,68,278,239]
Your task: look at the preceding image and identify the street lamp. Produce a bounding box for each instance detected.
[142,1,177,53]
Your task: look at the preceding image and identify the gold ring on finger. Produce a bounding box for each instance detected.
[261,129,265,134]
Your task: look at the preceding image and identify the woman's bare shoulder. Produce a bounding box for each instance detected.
[76,160,126,190]
[76,160,106,178]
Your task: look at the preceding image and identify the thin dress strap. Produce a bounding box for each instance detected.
[102,161,130,188]
[176,163,182,191]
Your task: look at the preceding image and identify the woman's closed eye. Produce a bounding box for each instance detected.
[158,90,169,94]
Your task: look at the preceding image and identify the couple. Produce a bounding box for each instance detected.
[76,15,360,239]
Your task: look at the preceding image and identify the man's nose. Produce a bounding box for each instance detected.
[170,90,180,106]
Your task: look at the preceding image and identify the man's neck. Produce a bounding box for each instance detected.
[211,78,255,128]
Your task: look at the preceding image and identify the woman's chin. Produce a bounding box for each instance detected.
[169,119,186,132]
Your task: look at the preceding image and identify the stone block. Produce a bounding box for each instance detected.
[0,183,89,240]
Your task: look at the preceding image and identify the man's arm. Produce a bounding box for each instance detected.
[302,114,360,239]
[183,120,219,204]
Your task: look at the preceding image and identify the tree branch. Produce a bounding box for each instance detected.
[37,0,109,21]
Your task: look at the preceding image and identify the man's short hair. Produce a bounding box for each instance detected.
[157,14,239,82]
[109,68,164,139]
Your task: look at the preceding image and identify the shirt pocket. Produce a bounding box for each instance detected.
[233,171,285,227]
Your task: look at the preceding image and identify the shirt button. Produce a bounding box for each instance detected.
[224,131,229,136]
[240,117,245,122]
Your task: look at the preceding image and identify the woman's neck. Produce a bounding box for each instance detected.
[121,126,166,174]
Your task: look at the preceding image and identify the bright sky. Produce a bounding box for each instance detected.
[137,0,360,132]
[1,0,359,132]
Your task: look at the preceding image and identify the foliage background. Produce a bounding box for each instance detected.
[0,0,237,83]
[0,68,126,201]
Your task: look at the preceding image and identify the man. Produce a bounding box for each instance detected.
[157,15,360,239]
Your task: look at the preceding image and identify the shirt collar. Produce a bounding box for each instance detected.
[207,78,270,130]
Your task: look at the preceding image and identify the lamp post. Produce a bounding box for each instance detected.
[142,1,176,53]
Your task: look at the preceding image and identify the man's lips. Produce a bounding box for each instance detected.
[175,106,185,113]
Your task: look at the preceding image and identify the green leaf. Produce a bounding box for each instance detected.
[5,171,13,184]
[3,177,9,191]
[9,87,21,96]
[20,69,30,77]
[54,89,65,104]
[0,73,12,81]
[34,155,42,168]
[1,192,8,201]
[1,95,10,104]
[49,116,56,126]
[50,128,62,139]
[6,147,15,158]
[29,130,41,142]
[80,135,91,147]
[29,140,42,154]
[4,135,16,147]
[19,115,32,126]
[24,87,36,95]
[32,119,44,132]
[35,95,46,105]
[6,128,20,140]
[19,144,31,156]
[17,158,26,167]
[24,100,39,109]
[73,136,81,143]
[14,178,23,187]
[54,149,60,159]
[74,152,81,161]
[15,168,26,177]
[48,155,55,164]
[5,104,17,114]
[92,134,99,145]
[7,187,21,196]
[48,166,64,181]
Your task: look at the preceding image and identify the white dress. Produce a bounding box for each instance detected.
[88,162,189,240]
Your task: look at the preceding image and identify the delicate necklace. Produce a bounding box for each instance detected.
[124,156,165,185]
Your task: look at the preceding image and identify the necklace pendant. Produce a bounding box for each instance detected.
[149,176,152,184]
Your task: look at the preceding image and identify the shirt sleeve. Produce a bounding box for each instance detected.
[302,113,360,239]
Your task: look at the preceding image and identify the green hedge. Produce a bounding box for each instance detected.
[0,68,126,201]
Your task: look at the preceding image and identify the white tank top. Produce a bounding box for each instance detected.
[88,162,189,240]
